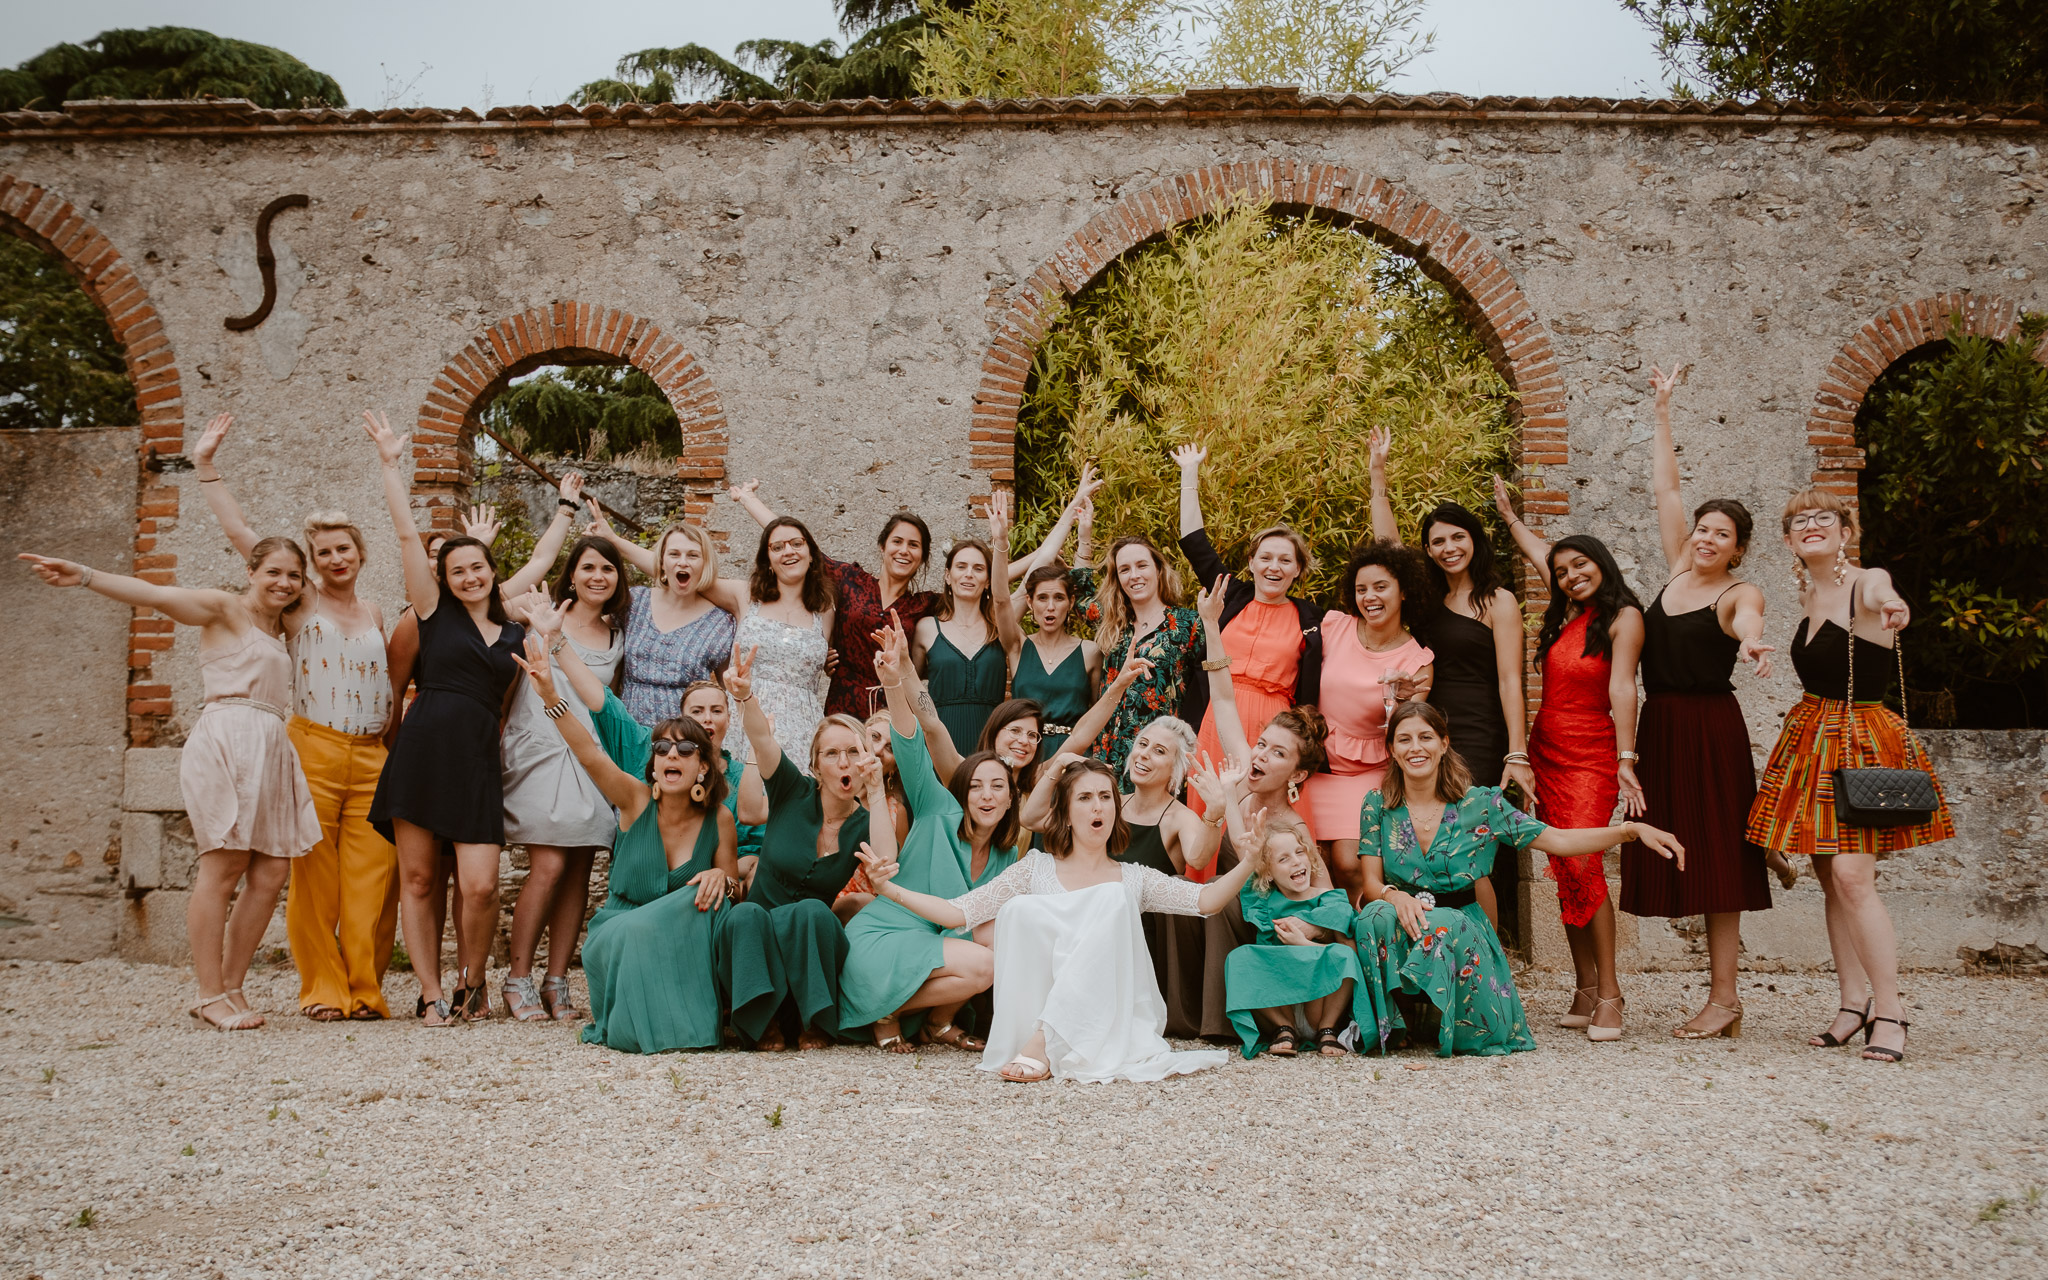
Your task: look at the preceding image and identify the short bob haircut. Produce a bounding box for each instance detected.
[1246,523,1317,579]
[1779,488,1858,538]
[1377,700,1473,810]
[1125,715,1198,794]
[948,749,1022,852]
[1041,756,1132,860]
[807,712,871,776]
[653,522,721,590]
[644,715,730,811]
[302,510,369,563]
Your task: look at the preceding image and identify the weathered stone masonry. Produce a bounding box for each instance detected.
[1,89,2042,969]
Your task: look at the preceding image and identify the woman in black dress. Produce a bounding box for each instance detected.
[363,411,526,1027]
[1367,428,1533,944]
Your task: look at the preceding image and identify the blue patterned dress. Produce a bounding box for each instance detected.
[620,587,737,727]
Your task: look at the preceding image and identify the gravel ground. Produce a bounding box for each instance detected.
[3,959,2045,1279]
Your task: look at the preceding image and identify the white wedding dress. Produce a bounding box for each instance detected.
[950,851,1231,1083]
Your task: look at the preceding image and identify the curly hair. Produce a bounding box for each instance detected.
[1339,537,1434,631]
[1267,703,1330,779]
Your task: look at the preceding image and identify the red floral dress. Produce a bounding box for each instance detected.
[1528,613,1621,928]
[823,556,940,721]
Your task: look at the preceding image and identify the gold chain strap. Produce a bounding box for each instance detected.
[1839,593,1914,769]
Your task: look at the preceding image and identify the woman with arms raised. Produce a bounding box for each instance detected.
[1011,560,1100,763]
[361,410,528,1026]
[1746,491,1953,1063]
[588,510,739,728]
[911,494,1025,753]
[857,753,1260,1084]
[22,535,319,1030]
[1080,534,1205,777]
[1494,499,1646,1043]
[1357,700,1684,1056]
[839,615,1028,1052]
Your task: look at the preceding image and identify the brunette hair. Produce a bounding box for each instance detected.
[434,535,510,625]
[949,749,1022,852]
[1534,534,1643,665]
[1692,498,1755,568]
[1248,813,1322,893]
[1023,563,1076,634]
[935,537,997,629]
[876,512,931,583]
[976,698,1045,793]
[301,511,368,563]
[1094,535,1185,654]
[247,536,310,613]
[645,715,729,810]
[552,534,631,627]
[679,679,729,737]
[1247,524,1316,580]
[1266,703,1330,779]
[1377,700,1472,809]
[1125,715,1198,793]
[653,522,720,591]
[751,517,835,614]
[1340,538,1434,631]
[1779,488,1858,538]
[1416,501,1503,620]
[1041,756,1132,859]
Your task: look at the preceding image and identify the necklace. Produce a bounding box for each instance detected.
[1355,623,1412,653]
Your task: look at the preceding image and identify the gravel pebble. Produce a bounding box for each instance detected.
[3,959,2045,1278]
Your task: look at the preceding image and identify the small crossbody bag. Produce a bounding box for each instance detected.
[1830,597,1941,829]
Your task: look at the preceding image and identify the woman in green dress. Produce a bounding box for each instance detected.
[1356,701,1685,1057]
[681,680,767,862]
[1010,563,1100,760]
[725,646,893,1051]
[1225,816,1370,1059]
[914,495,1024,753]
[508,631,738,1055]
[840,614,1027,1052]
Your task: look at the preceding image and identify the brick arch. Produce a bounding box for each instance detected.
[412,302,728,534]
[1806,291,2046,510]
[0,173,186,746]
[969,160,1568,524]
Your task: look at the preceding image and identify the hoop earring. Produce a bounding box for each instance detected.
[1832,546,1848,586]
[690,780,707,804]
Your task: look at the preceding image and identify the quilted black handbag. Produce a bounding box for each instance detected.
[1830,599,1941,829]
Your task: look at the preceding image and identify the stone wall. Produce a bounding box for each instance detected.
[1,92,2043,970]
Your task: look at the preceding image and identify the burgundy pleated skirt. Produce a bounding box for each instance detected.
[1620,691,1773,917]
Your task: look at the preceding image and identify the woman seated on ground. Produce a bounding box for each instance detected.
[1224,816,1368,1060]
[838,615,1028,1053]
[858,754,1260,1085]
[1355,701,1685,1057]
[725,648,891,1050]
[831,712,917,923]
[509,630,739,1054]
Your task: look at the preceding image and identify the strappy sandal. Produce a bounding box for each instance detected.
[1268,1027,1300,1058]
[872,1017,915,1055]
[453,972,492,1022]
[541,976,579,1023]
[1862,1016,1910,1063]
[1586,996,1626,1042]
[1556,986,1598,1029]
[998,1055,1051,1083]
[303,1004,345,1022]
[1811,1000,1874,1048]
[224,989,266,1029]
[1673,1001,1744,1040]
[1315,1027,1345,1057]
[420,997,456,1028]
[921,1022,986,1052]
[189,993,261,1032]
[502,976,549,1023]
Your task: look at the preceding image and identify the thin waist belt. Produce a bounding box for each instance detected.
[1042,722,1075,736]
[203,696,288,722]
[1393,882,1478,911]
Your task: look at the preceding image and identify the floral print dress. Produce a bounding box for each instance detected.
[1075,571,1204,778]
[1354,787,1543,1057]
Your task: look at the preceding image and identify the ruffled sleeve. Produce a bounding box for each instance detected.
[947,853,1037,930]
[1136,864,1207,916]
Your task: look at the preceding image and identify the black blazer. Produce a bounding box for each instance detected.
[1176,528,1325,731]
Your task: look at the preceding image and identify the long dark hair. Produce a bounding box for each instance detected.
[750,517,835,614]
[1417,502,1503,620]
[976,697,1045,794]
[949,749,1022,852]
[551,534,630,627]
[435,535,510,625]
[1378,700,1472,809]
[936,537,997,630]
[1535,534,1643,664]
[876,511,931,584]
[645,715,729,811]
[1041,757,1132,860]
[1339,538,1433,631]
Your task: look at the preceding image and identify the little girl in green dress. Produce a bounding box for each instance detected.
[1223,816,1370,1058]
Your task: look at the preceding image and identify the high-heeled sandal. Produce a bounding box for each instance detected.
[420,997,456,1028]
[1586,996,1626,1042]
[541,976,579,1023]
[1267,1027,1300,1057]
[502,976,549,1023]
[1556,986,1598,1029]
[1672,1001,1743,1039]
[1810,1000,1873,1048]
[189,993,262,1032]
[1861,1016,1909,1063]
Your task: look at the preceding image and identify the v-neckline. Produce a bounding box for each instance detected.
[1027,636,1081,676]
[936,627,994,665]
[1403,801,1449,856]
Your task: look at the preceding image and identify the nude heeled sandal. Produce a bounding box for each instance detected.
[189,993,261,1032]
[1672,1001,1742,1039]
[1556,987,1598,1029]
[1586,996,1626,1042]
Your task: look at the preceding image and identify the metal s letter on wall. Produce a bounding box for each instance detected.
[223,194,310,331]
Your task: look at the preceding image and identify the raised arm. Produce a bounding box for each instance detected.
[1648,366,1692,574]
[1016,750,1078,832]
[723,646,784,781]
[189,414,261,561]
[856,841,973,930]
[512,631,650,823]
[1489,588,1537,802]
[501,471,586,596]
[873,610,924,741]
[587,503,655,578]
[1197,577,1249,759]
[1492,474,1552,586]
[1172,443,1208,540]
[1609,607,1646,818]
[728,478,778,528]
[856,744,897,862]
[1367,425,1401,545]
[17,555,234,627]
[1008,461,1101,581]
[988,491,1025,661]
[363,410,440,616]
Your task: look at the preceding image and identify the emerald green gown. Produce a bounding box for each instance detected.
[924,629,1007,753]
[1354,787,1542,1057]
[838,724,1021,1032]
[744,755,870,1041]
[1223,883,1369,1058]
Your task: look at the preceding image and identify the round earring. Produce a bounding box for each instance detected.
[1832,545,1848,586]
[690,780,708,804]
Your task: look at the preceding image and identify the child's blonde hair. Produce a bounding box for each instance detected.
[1249,814,1322,893]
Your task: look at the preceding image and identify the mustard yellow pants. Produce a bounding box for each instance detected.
[287,717,395,1018]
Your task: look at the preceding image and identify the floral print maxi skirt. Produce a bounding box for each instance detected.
[1354,901,1535,1057]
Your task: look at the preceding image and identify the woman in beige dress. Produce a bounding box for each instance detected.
[20,538,322,1030]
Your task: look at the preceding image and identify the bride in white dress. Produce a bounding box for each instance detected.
[857,755,1259,1084]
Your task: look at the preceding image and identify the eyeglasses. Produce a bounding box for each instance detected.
[1789,511,1841,530]
[650,738,702,758]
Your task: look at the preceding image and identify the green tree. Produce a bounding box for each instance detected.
[913,0,1183,98]
[1192,0,1434,92]
[1016,199,1516,599]
[0,26,344,112]
[1623,0,2048,102]
[480,365,681,464]
[0,235,139,431]
[1858,315,2048,727]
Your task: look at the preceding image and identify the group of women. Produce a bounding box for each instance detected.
[18,367,1954,1075]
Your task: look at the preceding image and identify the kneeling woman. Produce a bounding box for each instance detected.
[510,633,738,1053]
[1356,702,1686,1057]
[859,756,1259,1084]
[1224,817,1368,1059]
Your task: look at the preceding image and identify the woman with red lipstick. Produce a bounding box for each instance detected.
[593,513,740,729]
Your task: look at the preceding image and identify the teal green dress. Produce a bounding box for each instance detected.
[579,803,729,1053]
[745,755,871,1041]
[1354,787,1543,1057]
[591,687,762,857]
[925,629,1007,754]
[1223,883,1369,1058]
[838,724,1021,1032]
[1012,638,1092,759]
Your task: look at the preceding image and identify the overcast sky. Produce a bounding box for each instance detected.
[1,1,1671,110]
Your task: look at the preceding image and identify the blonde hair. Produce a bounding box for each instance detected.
[808,713,870,774]
[1247,524,1316,578]
[1249,813,1320,893]
[1094,535,1185,655]
[1779,489,1858,537]
[654,522,720,589]
[302,510,368,562]
[1125,715,1198,792]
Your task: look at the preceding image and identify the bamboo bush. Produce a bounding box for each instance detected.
[1015,198,1518,601]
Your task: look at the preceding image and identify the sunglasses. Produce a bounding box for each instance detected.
[651,738,702,758]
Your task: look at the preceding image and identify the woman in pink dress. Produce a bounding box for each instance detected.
[1299,541,1434,899]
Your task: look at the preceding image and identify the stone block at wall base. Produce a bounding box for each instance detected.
[119,889,191,966]
[0,887,121,962]
[123,747,186,812]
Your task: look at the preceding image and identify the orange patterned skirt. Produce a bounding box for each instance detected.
[1744,694,1954,859]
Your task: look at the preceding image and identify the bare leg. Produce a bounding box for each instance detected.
[221,854,291,1004]
[1307,980,1355,1049]
[1677,912,1745,1034]
[543,847,597,978]
[507,845,565,980]
[999,1025,1053,1081]
[187,850,252,1015]
[1585,901,1624,1031]
[1822,854,1906,1058]
[1809,856,1874,1045]
[832,892,874,925]
[393,821,450,1008]
[1562,919,1600,1020]
[451,842,502,995]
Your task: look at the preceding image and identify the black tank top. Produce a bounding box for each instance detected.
[1790,618,1893,701]
[1116,818,1179,876]
[1641,585,1739,696]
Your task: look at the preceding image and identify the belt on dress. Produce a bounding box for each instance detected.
[1041,722,1075,736]
[1392,882,1478,910]
[204,696,288,722]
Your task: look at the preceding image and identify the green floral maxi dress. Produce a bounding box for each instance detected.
[1354,787,1542,1057]
[1223,883,1370,1059]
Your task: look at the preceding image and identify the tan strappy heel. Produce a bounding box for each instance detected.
[1673,1001,1743,1039]
[1586,996,1626,1042]
[1556,987,1598,1029]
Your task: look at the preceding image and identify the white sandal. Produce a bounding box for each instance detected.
[189,993,261,1032]
[1556,986,1597,1029]
[999,1055,1051,1083]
